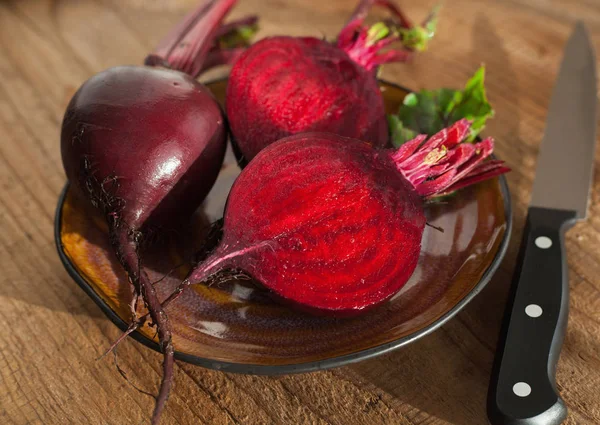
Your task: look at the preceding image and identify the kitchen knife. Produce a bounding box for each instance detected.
[487,22,597,425]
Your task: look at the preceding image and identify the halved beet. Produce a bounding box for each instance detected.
[177,121,509,316]
[226,35,390,162]
[225,0,435,161]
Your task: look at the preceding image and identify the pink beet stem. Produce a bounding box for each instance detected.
[344,0,412,31]
[146,0,240,77]
[440,165,511,196]
[151,0,216,59]
[338,0,413,47]
[372,49,411,66]
[200,47,247,73]
[167,0,236,77]
[337,0,417,70]
[337,18,363,48]
[391,119,510,198]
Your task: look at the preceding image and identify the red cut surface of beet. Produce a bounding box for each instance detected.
[226,37,388,161]
[223,0,432,162]
[61,66,226,230]
[199,133,425,315]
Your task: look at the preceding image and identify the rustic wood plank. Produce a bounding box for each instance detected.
[1,0,599,424]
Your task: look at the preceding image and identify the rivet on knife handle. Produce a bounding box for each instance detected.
[487,207,576,425]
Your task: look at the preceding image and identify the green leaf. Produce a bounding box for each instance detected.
[389,66,494,147]
[388,114,418,147]
[398,4,440,52]
[448,66,494,141]
[424,4,441,35]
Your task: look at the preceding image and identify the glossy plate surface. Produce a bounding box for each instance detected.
[55,79,512,374]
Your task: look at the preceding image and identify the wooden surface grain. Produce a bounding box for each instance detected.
[1,0,600,424]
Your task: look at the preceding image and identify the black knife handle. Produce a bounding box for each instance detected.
[487,206,577,425]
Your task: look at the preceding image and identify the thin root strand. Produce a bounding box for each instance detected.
[97,320,142,362]
[426,222,444,233]
[112,349,155,398]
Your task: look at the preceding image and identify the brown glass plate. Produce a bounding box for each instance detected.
[55,79,512,374]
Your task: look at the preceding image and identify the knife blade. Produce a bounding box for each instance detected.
[487,22,597,425]
[531,23,597,218]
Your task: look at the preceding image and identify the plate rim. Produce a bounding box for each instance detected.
[54,79,513,375]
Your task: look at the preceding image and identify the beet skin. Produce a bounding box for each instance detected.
[62,66,226,230]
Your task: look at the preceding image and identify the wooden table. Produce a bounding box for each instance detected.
[1,0,599,424]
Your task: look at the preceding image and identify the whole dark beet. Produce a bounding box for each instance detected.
[60,1,256,423]
[62,66,226,229]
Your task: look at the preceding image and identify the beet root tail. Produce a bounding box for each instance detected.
[98,239,276,419]
[110,228,174,425]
